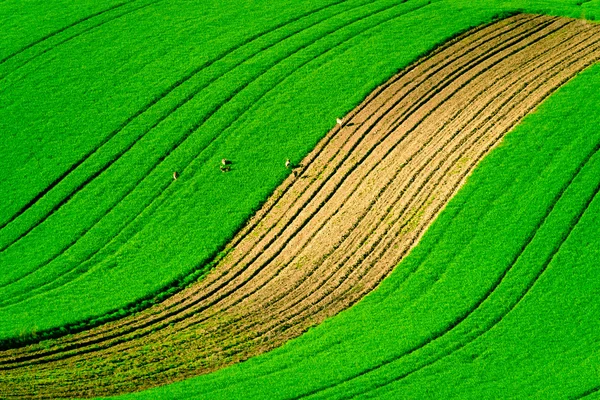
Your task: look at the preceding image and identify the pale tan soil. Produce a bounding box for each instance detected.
[1,14,599,399]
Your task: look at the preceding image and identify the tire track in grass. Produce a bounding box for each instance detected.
[290,44,600,360]
[349,33,600,307]
[3,15,597,399]
[295,66,600,400]
[0,0,440,361]
[0,8,528,310]
[0,0,385,284]
[0,0,356,233]
[349,145,600,400]
[0,0,369,249]
[0,3,440,346]
[0,0,163,84]
[573,387,600,399]
[151,19,594,367]
[0,0,138,66]
[0,0,428,304]
[0,0,383,302]
[223,23,598,348]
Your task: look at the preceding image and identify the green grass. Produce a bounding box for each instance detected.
[109,56,600,400]
[1,0,600,397]
[0,0,507,342]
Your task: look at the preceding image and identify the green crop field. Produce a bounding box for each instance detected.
[115,61,600,400]
[0,0,599,398]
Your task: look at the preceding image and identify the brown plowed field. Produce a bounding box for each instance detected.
[1,14,599,399]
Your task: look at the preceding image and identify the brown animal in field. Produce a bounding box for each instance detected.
[173,171,178,180]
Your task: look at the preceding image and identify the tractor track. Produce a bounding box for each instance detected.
[0,0,432,306]
[1,14,599,399]
[0,13,540,361]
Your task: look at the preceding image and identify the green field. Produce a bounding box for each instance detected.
[112,61,600,400]
[1,0,599,398]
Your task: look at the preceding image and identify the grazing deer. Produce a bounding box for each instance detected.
[173,171,178,180]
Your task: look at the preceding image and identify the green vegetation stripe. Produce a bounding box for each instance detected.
[109,59,600,400]
[0,0,424,300]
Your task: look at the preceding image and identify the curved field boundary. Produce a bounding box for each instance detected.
[0,0,370,236]
[0,6,534,347]
[297,118,600,400]
[0,0,163,85]
[1,13,599,399]
[0,0,433,316]
[0,0,139,66]
[0,0,433,304]
[0,0,365,239]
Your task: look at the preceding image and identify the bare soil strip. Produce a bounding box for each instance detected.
[1,14,599,399]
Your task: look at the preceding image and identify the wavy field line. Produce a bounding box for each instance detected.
[118,17,600,390]
[0,0,386,283]
[138,15,548,327]
[137,16,565,342]
[0,0,367,246]
[0,0,358,234]
[328,25,600,306]
[173,20,600,364]
[0,13,548,362]
[1,14,599,399]
[106,17,600,392]
[0,0,427,309]
[295,68,600,400]
[235,24,600,344]
[0,0,163,85]
[235,17,580,317]
[165,16,572,342]
[0,0,408,282]
[0,0,139,66]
